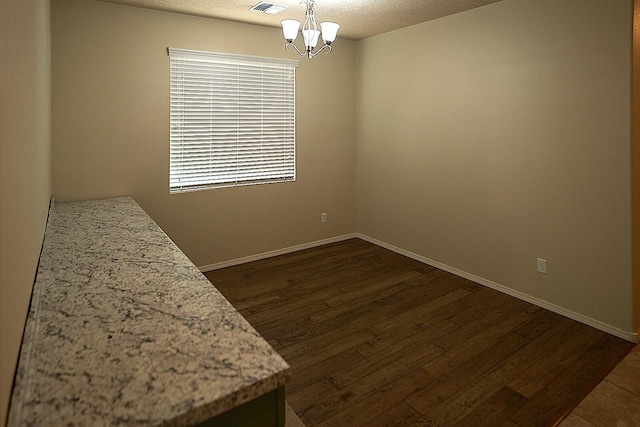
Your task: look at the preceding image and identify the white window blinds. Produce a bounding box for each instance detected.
[168,48,299,193]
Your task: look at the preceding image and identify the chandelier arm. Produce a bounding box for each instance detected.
[307,43,332,58]
[285,42,307,57]
[319,44,333,55]
[286,41,333,59]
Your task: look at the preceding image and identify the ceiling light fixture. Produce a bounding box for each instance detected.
[281,0,340,59]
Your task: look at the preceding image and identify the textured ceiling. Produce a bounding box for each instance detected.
[95,0,503,40]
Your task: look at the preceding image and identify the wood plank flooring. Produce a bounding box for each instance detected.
[204,238,634,427]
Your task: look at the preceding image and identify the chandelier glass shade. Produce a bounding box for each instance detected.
[281,1,340,59]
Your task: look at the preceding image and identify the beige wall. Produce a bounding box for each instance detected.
[356,0,635,335]
[51,0,357,267]
[0,0,52,422]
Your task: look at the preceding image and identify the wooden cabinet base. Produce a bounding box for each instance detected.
[196,387,286,427]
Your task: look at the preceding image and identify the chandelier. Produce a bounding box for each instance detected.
[281,0,340,59]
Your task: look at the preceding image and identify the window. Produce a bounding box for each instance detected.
[168,48,299,193]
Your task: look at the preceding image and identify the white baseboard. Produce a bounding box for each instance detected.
[197,232,637,343]
[357,233,638,343]
[198,233,358,273]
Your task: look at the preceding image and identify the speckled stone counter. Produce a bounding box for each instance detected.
[7,197,290,426]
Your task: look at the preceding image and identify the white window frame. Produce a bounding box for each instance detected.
[168,48,299,193]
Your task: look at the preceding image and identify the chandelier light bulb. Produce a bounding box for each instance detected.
[320,22,340,44]
[281,19,301,42]
[303,29,321,49]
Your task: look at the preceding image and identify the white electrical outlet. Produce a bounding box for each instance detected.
[321,212,327,223]
[537,258,547,274]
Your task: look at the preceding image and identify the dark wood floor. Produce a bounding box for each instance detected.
[204,238,634,427]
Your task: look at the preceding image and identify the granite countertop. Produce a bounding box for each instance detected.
[7,197,290,426]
